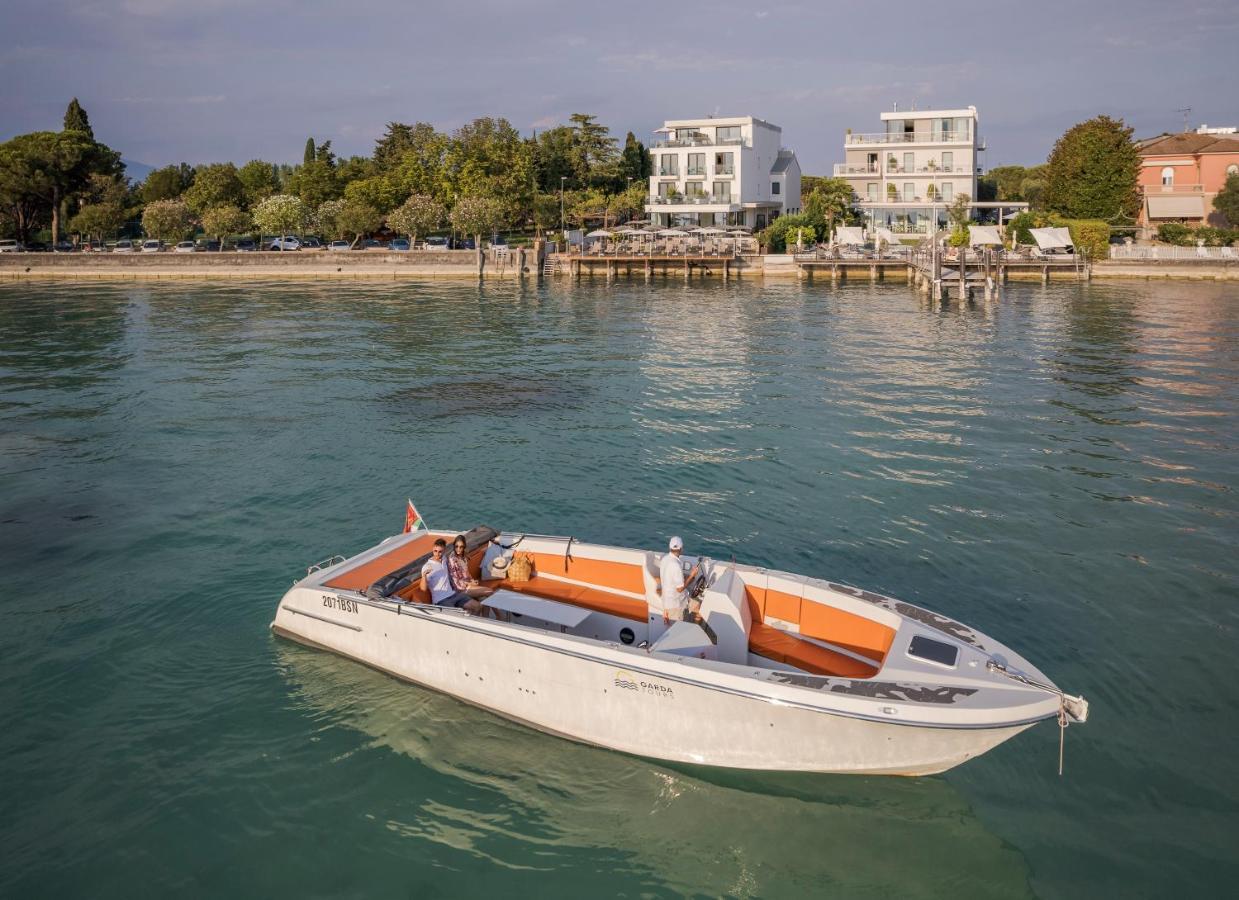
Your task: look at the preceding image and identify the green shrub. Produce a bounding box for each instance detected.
[757,213,815,253]
[948,227,969,248]
[1155,222,1193,246]
[1059,218,1110,259]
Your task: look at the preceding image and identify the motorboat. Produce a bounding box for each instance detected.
[270,526,1088,776]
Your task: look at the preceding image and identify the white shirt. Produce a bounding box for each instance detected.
[659,553,688,613]
[421,556,455,603]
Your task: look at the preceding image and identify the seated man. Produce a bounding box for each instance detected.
[422,538,476,612]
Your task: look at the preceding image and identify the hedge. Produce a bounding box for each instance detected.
[1006,211,1109,258]
[1156,222,1239,246]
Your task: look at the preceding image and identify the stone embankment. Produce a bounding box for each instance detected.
[0,248,534,280]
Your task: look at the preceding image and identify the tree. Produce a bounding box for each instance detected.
[142,198,191,241]
[374,122,418,172]
[336,200,382,247]
[1212,173,1239,226]
[303,137,316,166]
[183,163,244,213]
[449,194,505,244]
[386,194,445,244]
[533,125,579,192]
[289,158,339,208]
[142,164,195,204]
[1044,115,1140,220]
[569,113,618,189]
[251,194,308,235]
[530,192,561,235]
[238,160,280,207]
[342,175,402,214]
[68,173,129,241]
[947,194,972,246]
[200,204,251,244]
[802,177,857,239]
[389,123,449,198]
[619,131,652,182]
[607,182,647,225]
[0,130,122,244]
[63,98,93,138]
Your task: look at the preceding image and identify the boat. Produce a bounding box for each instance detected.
[270,526,1088,776]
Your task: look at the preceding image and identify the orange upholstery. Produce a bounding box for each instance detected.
[324,534,439,591]
[798,600,896,664]
[749,622,879,679]
[764,588,802,624]
[744,584,767,621]
[501,575,646,622]
[527,553,645,596]
[394,546,488,604]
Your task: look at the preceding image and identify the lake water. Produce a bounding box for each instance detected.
[1,277,1236,898]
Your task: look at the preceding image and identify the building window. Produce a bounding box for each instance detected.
[772,181,781,195]
[904,182,915,201]
[903,152,914,173]
[657,181,676,199]
[686,153,705,176]
[941,182,953,201]
[716,126,741,143]
[659,154,679,177]
[712,182,732,202]
[942,151,953,171]
[685,181,706,199]
[867,183,878,201]
[756,214,766,229]
[1161,166,1174,186]
[714,152,734,175]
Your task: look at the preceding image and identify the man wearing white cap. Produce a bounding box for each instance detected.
[658,536,700,626]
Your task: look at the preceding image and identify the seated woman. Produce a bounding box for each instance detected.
[447,533,504,619]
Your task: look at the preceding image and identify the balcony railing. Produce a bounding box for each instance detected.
[652,137,748,149]
[834,163,974,176]
[648,195,735,206]
[714,168,735,177]
[658,168,679,177]
[845,131,973,145]
[1151,184,1204,193]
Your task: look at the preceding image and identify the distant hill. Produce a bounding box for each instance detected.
[122,159,155,182]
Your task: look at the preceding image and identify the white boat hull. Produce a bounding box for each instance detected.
[272,587,1035,776]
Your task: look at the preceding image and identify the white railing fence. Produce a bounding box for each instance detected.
[1109,244,1239,261]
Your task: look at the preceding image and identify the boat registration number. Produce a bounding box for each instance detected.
[322,594,359,614]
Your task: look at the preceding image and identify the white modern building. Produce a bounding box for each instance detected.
[646,116,801,230]
[834,105,984,236]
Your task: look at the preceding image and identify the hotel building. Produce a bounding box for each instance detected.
[646,116,801,230]
[834,106,983,235]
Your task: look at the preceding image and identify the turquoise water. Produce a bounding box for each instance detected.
[1,278,1236,898]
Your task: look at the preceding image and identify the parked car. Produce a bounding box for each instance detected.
[198,240,221,252]
[112,240,135,253]
[26,241,49,252]
[449,237,475,250]
[141,240,163,253]
[173,241,197,253]
[54,240,76,253]
[235,238,257,252]
[299,236,323,250]
[422,236,448,249]
[362,239,386,250]
[0,239,24,252]
[268,235,300,251]
[327,240,351,252]
[389,238,411,251]
[80,241,102,252]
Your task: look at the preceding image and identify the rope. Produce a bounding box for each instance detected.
[988,660,1081,777]
[1058,697,1067,777]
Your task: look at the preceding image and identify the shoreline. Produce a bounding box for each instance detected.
[1,254,1236,282]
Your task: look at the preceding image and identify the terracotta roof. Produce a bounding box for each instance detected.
[1138,133,1239,156]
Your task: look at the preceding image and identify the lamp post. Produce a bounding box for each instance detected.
[560,176,566,237]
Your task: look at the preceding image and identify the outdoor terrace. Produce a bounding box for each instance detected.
[834,163,975,176]
[651,137,749,149]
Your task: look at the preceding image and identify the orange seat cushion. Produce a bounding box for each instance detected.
[749,622,878,679]
[501,575,646,622]
[798,601,896,664]
[324,534,438,591]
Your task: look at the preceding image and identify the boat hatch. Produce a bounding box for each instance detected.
[907,635,958,668]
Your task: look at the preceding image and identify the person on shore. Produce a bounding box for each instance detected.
[658,536,700,626]
[446,534,504,619]
[422,538,473,610]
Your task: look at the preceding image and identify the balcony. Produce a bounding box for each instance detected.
[1150,183,1204,192]
[834,163,975,176]
[845,131,973,145]
[652,136,748,149]
[713,168,735,177]
[648,195,735,207]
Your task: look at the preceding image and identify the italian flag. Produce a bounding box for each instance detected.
[403,499,426,534]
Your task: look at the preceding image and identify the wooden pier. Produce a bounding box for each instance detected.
[561,254,740,281]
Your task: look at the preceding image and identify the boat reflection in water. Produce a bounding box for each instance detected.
[275,642,1035,897]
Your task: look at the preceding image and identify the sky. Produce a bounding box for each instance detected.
[1,0,1235,176]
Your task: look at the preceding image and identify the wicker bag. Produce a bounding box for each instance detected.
[506,552,535,583]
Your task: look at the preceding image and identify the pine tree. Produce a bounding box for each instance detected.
[63,98,93,138]
[303,137,316,166]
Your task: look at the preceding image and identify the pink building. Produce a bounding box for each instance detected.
[1137,133,1239,235]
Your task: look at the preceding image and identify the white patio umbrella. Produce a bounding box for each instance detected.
[699,227,726,234]
[968,225,1003,247]
[657,229,689,236]
[585,229,613,238]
